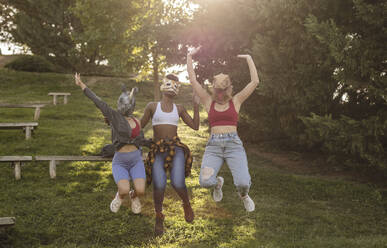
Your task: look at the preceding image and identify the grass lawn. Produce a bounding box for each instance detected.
[0,69,386,248]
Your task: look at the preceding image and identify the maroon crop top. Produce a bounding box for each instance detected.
[208,100,238,127]
[130,118,140,138]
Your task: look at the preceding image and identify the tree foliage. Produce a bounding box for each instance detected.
[127,0,194,100]
[0,0,80,69]
[186,0,386,170]
[1,0,385,170]
[71,0,139,72]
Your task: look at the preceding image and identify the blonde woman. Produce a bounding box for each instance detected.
[187,47,259,212]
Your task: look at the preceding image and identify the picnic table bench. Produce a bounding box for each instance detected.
[35,156,112,179]
[1,154,147,179]
[48,92,71,105]
[0,122,38,140]
[0,217,15,228]
[0,103,46,121]
[0,156,33,180]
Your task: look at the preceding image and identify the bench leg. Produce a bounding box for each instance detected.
[25,126,32,140]
[14,161,21,180]
[49,160,56,179]
[34,107,41,121]
[53,95,57,105]
[64,95,68,104]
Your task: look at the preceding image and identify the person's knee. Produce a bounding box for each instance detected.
[171,178,186,189]
[199,166,216,187]
[152,173,166,191]
[153,181,166,191]
[118,186,130,196]
[133,181,146,196]
[135,188,145,196]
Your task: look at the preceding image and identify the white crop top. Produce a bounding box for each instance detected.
[152,102,179,126]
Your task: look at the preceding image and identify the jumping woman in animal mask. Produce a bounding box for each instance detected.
[187,47,259,212]
[75,73,148,215]
[141,74,200,236]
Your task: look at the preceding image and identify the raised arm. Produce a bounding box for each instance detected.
[187,47,212,107]
[140,102,155,128]
[178,95,200,130]
[233,55,260,108]
[74,73,115,120]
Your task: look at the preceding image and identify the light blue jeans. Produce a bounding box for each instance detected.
[199,133,251,196]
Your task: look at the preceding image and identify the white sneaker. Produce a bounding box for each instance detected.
[110,192,122,213]
[129,190,141,214]
[213,177,224,202]
[241,195,255,212]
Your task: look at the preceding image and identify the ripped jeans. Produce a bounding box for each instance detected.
[199,133,251,197]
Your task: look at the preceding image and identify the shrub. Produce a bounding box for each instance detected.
[4,55,57,72]
[299,112,387,170]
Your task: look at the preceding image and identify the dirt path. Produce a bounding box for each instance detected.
[246,144,386,187]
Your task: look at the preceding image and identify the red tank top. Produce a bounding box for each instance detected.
[130,118,140,138]
[208,100,238,127]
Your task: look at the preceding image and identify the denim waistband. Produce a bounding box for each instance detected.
[210,132,238,139]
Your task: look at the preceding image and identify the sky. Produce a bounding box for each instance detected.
[0,42,24,55]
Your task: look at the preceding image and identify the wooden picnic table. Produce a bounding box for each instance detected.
[0,122,38,140]
[1,154,147,179]
[48,92,71,105]
[0,217,15,227]
[0,103,46,120]
[0,156,33,180]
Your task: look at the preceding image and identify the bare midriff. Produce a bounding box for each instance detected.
[118,144,138,152]
[153,124,178,141]
[210,125,237,134]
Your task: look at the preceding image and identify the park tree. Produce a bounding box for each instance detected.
[70,0,139,73]
[301,0,387,168]
[185,0,386,170]
[0,0,81,69]
[184,0,340,140]
[0,0,140,72]
[128,0,195,100]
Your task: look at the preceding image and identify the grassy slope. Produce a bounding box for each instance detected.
[0,55,20,68]
[0,69,386,248]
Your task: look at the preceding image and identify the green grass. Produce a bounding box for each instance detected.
[0,68,386,248]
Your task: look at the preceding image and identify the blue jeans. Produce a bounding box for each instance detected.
[152,146,186,190]
[199,133,251,196]
[152,147,190,212]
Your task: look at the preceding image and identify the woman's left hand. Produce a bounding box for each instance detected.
[74,72,86,89]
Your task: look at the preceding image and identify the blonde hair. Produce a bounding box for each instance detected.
[212,73,232,89]
[210,73,233,102]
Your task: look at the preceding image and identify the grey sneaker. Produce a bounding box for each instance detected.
[241,194,255,212]
[213,176,224,202]
[110,192,122,213]
[129,190,141,214]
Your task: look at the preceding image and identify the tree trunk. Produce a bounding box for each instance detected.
[152,50,161,101]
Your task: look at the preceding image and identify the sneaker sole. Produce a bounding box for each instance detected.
[213,177,224,202]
